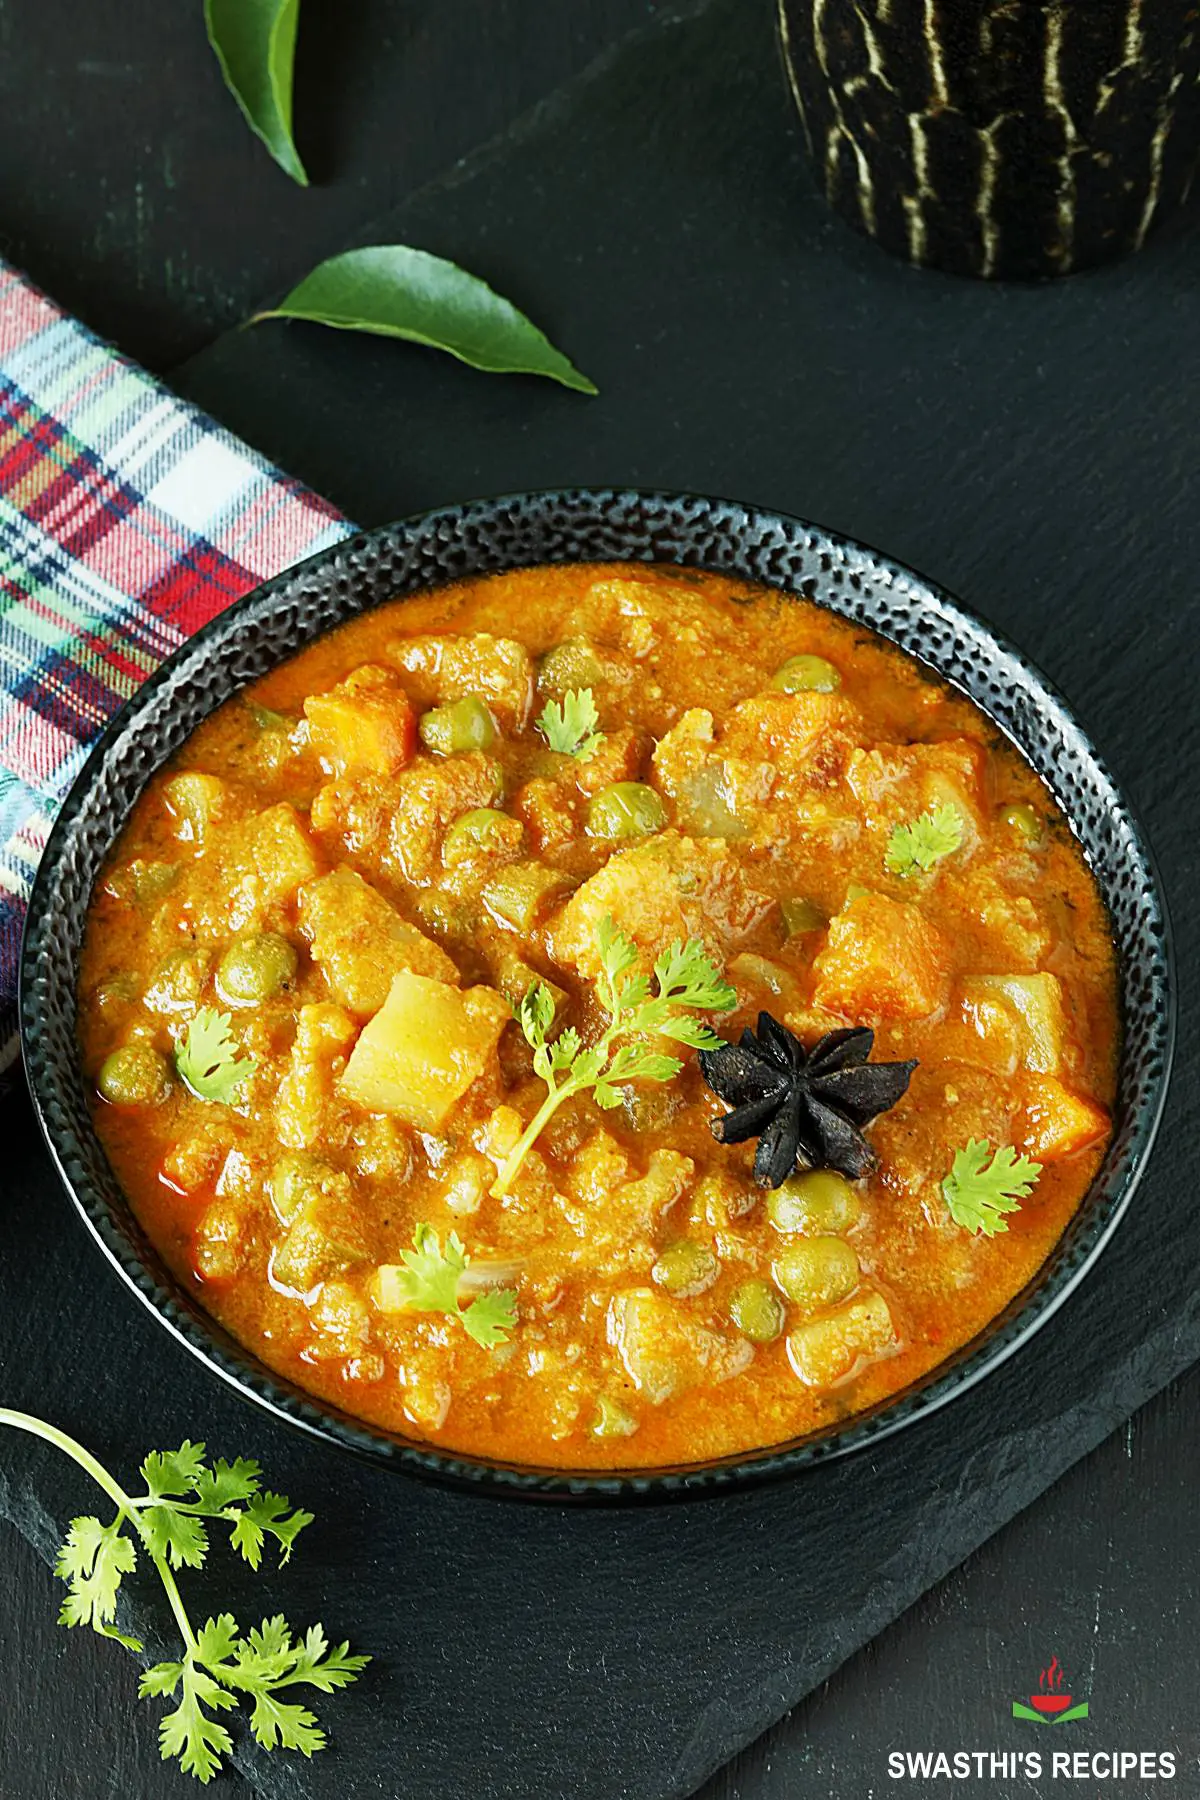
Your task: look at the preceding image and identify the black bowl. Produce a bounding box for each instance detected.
[20,489,1174,1500]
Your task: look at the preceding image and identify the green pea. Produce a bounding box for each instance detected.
[443,806,522,868]
[774,1237,860,1310]
[770,654,841,694]
[539,639,604,699]
[845,882,873,905]
[216,931,298,1008]
[767,1170,863,1236]
[97,1044,172,1107]
[591,1395,639,1439]
[586,782,667,839]
[781,897,827,936]
[998,801,1044,846]
[246,700,288,730]
[652,1239,718,1297]
[419,695,496,756]
[122,859,179,906]
[729,1278,785,1344]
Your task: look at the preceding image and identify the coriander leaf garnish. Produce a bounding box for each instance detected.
[884,802,965,876]
[177,1008,256,1104]
[942,1138,1042,1237]
[0,1411,366,1784]
[537,686,604,759]
[492,916,735,1198]
[384,1225,518,1347]
[56,1515,139,1643]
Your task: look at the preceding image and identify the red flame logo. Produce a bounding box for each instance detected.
[1039,1656,1064,1693]
[1030,1656,1072,1714]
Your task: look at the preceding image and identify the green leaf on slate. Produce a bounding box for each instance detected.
[205,0,308,187]
[249,246,598,394]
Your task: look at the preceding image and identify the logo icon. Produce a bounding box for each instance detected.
[1013,1656,1090,1725]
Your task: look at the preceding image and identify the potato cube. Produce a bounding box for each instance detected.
[304,665,416,778]
[164,772,227,844]
[225,804,322,932]
[1017,1074,1109,1159]
[812,893,952,1020]
[300,866,458,1015]
[341,970,509,1130]
[786,1291,896,1388]
[606,1287,752,1405]
[962,973,1070,1074]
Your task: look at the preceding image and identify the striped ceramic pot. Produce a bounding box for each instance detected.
[777,0,1200,277]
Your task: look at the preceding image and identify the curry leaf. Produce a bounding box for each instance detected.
[205,0,308,186]
[249,246,598,394]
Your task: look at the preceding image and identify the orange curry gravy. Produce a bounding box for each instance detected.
[78,564,1118,1468]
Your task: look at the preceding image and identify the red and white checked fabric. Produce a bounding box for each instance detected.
[0,261,353,1072]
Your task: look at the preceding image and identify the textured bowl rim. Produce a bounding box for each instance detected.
[19,487,1175,1503]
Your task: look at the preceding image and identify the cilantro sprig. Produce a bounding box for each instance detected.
[884,802,964,877]
[491,915,735,1198]
[384,1225,518,1348]
[537,686,603,759]
[942,1138,1042,1237]
[177,1008,256,1103]
[0,1411,368,1783]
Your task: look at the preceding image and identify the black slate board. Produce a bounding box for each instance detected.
[3,0,1199,1796]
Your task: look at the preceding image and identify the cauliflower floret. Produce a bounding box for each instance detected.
[720,691,865,791]
[847,739,987,846]
[389,632,534,727]
[549,830,769,986]
[311,752,502,884]
[299,866,458,1016]
[275,1003,358,1149]
[573,727,644,797]
[223,805,322,934]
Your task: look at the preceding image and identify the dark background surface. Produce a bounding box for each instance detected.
[1,2,1198,1796]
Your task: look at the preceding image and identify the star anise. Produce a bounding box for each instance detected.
[698,1014,916,1188]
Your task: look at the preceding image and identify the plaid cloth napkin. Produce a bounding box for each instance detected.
[0,262,353,1074]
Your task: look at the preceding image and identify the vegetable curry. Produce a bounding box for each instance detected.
[78,564,1118,1468]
